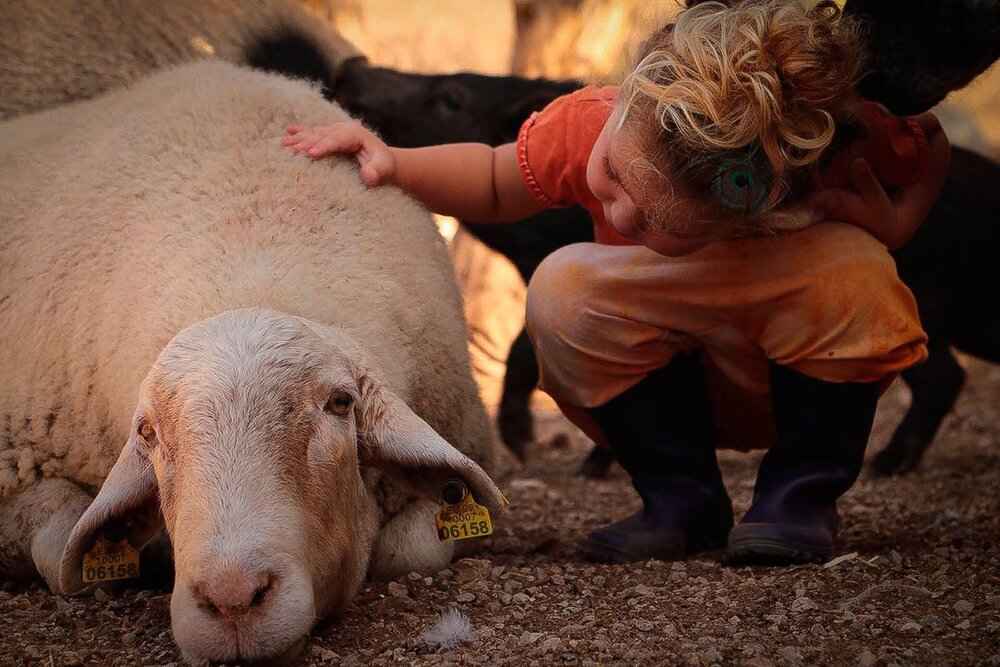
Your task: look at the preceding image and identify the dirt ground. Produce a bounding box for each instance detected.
[2,358,998,667]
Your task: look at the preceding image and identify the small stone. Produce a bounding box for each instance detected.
[317,648,340,662]
[632,584,655,597]
[634,620,654,632]
[858,649,877,667]
[407,572,423,582]
[509,478,549,493]
[700,647,723,665]
[779,646,803,665]
[94,588,110,603]
[745,658,774,667]
[62,653,83,666]
[790,597,817,613]
[455,558,491,584]
[954,600,974,614]
[519,631,543,646]
[513,592,531,605]
[540,637,563,653]
[387,582,409,598]
[956,620,971,630]
[500,593,513,605]
[457,592,476,603]
[900,621,922,632]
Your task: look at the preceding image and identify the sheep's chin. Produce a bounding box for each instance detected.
[185,636,308,667]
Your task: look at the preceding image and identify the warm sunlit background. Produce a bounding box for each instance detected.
[301,0,1000,411]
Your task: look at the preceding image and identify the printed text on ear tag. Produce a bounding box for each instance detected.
[436,493,493,542]
[82,537,140,584]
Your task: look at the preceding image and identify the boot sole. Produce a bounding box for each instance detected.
[579,539,686,564]
[579,531,728,564]
[724,524,832,566]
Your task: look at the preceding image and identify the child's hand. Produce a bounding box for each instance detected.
[809,113,950,250]
[809,157,898,239]
[282,122,396,186]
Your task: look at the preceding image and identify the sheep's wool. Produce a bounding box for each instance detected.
[420,609,475,650]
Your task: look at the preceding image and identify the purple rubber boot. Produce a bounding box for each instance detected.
[725,362,880,565]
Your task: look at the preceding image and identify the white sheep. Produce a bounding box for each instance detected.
[0,60,503,665]
[0,0,359,120]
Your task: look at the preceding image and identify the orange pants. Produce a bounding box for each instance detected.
[525,223,927,451]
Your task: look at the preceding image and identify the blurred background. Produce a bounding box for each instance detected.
[296,0,1000,413]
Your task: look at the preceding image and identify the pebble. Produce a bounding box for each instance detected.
[93,588,110,603]
[519,631,543,646]
[954,600,974,614]
[457,592,476,603]
[790,597,817,613]
[540,637,563,653]
[386,582,408,598]
[700,647,723,665]
[858,649,877,667]
[509,478,549,493]
[779,646,803,665]
[319,648,340,662]
[900,621,922,632]
[513,592,531,605]
[631,584,655,597]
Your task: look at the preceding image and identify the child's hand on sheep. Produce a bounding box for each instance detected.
[283,122,396,187]
[808,113,950,250]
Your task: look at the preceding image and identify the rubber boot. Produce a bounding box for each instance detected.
[725,362,880,565]
[579,353,733,563]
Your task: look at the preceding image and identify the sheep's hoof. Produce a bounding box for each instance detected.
[576,446,616,479]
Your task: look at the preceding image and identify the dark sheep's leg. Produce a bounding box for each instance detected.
[498,329,539,461]
[950,314,1000,365]
[871,341,966,477]
[577,444,617,479]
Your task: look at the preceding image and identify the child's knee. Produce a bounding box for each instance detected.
[525,243,602,340]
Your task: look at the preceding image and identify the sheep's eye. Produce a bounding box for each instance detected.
[137,418,156,443]
[325,391,354,417]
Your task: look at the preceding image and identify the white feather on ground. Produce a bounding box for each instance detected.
[419,609,474,650]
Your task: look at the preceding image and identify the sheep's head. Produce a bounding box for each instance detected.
[331,58,581,147]
[845,0,1000,115]
[57,308,502,665]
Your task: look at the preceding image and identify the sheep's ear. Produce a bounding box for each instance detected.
[355,376,506,513]
[58,430,162,593]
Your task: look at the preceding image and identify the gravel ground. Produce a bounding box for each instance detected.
[2,357,998,666]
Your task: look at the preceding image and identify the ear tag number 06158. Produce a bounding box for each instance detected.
[82,537,140,584]
[436,481,493,542]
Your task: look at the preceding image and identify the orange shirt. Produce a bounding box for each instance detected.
[515,86,929,237]
[516,86,631,245]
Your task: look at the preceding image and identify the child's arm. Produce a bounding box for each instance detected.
[283,122,546,223]
[810,113,951,250]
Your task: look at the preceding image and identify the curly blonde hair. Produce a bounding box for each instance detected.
[618,0,863,237]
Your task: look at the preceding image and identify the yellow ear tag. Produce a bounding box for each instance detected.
[436,493,493,542]
[82,537,140,584]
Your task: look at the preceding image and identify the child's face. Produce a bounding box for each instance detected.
[586,107,707,257]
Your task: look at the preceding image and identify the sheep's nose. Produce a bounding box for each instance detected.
[192,567,274,619]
